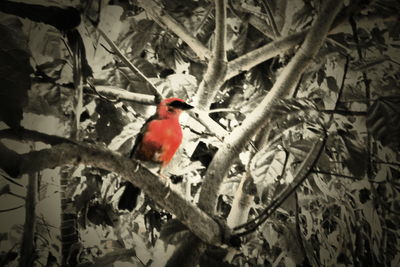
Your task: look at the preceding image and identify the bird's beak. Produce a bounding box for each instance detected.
[180,102,194,110]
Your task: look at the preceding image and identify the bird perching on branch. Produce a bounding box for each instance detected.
[118,98,193,211]
[130,97,194,172]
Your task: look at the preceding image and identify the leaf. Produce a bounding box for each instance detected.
[0,18,33,128]
[261,223,280,247]
[161,73,198,99]
[288,138,330,169]
[94,100,130,145]
[326,76,339,92]
[36,59,66,80]
[339,132,367,177]
[108,121,144,153]
[317,68,326,86]
[250,147,287,203]
[247,61,273,91]
[127,20,155,58]
[367,96,400,149]
[87,203,117,227]
[73,171,102,213]
[271,98,322,130]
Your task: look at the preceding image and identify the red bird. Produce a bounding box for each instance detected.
[130,97,194,170]
[119,98,193,211]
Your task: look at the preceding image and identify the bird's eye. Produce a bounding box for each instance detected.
[167,107,174,112]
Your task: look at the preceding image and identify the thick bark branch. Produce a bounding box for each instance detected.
[0,128,75,146]
[137,0,211,61]
[194,0,228,109]
[226,127,269,228]
[213,0,227,62]
[198,0,344,213]
[226,31,305,80]
[19,172,37,267]
[13,141,222,246]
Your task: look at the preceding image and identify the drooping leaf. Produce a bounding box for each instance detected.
[326,76,339,92]
[247,60,273,91]
[73,171,102,213]
[87,203,117,227]
[94,100,130,145]
[156,73,198,99]
[250,146,287,203]
[367,96,400,149]
[127,20,156,58]
[317,68,326,86]
[270,98,323,130]
[338,131,367,177]
[288,139,330,170]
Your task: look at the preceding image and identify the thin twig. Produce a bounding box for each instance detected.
[261,0,280,38]
[0,204,24,213]
[194,5,213,36]
[320,109,366,116]
[312,170,359,180]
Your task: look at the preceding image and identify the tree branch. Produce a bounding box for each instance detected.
[198,0,344,213]
[194,0,228,109]
[19,172,38,267]
[226,31,305,80]
[136,0,212,61]
[213,0,227,62]
[0,128,75,146]
[84,85,155,104]
[261,0,280,38]
[226,126,269,228]
[9,135,223,246]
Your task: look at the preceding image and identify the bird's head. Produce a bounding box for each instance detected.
[157,98,194,119]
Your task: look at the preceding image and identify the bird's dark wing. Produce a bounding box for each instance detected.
[130,114,159,159]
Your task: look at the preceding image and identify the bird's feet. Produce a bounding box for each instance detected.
[162,177,171,200]
[156,172,171,199]
[133,161,140,172]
